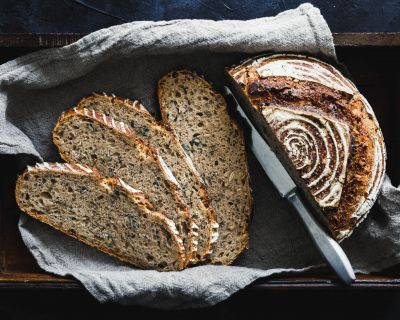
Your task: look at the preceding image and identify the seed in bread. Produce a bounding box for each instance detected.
[15,162,186,271]
[158,70,253,265]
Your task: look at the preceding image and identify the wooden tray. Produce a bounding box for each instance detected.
[1,33,400,292]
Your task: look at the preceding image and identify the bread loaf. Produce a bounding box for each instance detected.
[227,54,386,240]
[158,70,253,265]
[76,94,218,262]
[15,163,186,271]
[52,108,195,262]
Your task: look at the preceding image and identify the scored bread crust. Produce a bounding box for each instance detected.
[157,69,253,265]
[76,93,219,262]
[227,54,386,240]
[15,162,186,271]
[52,108,196,263]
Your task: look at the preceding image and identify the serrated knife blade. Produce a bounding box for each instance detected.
[224,86,355,285]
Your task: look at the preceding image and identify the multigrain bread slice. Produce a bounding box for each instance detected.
[158,70,253,265]
[76,93,218,262]
[52,108,195,262]
[15,162,185,271]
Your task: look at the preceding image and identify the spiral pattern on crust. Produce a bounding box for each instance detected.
[262,106,351,208]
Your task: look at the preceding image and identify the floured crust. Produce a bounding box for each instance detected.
[15,163,186,271]
[227,54,386,240]
[53,108,195,263]
[262,105,351,209]
[27,162,98,176]
[76,93,218,263]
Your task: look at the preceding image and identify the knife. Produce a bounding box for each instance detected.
[224,86,355,285]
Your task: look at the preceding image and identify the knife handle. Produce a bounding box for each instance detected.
[287,192,356,285]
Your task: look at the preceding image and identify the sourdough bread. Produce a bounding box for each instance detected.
[52,108,195,262]
[227,54,386,240]
[76,94,218,262]
[158,70,253,265]
[15,163,185,271]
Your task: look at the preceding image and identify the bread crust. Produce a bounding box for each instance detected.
[227,54,386,240]
[52,108,195,264]
[76,93,219,262]
[15,163,186,271]
[157,69,253,265]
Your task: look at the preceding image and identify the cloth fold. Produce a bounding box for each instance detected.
[1,3,399,309]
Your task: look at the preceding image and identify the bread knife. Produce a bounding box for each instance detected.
[223,86,355,285]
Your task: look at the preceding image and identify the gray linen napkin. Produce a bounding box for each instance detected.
[1,3,399,309]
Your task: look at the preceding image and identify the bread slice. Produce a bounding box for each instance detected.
[76,93,218,262]
[158,70,253,265]
[52,108,194,262]
[15,162,186,271]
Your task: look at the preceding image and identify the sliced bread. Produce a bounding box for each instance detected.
[158,70,253,265]
[76,93,218,262]
[15,162,185,271]
[52,108,194,263]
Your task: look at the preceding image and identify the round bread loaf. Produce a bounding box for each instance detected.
[227,54,386,241]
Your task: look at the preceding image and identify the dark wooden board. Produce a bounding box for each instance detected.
[0,33,400,290]
[0,33,399,48]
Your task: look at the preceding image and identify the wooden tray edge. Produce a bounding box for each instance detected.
[0,32,399,48]
[1,273,400,290]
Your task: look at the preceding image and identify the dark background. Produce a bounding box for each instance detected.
[0,0,399,33]
[1,1,400,319]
